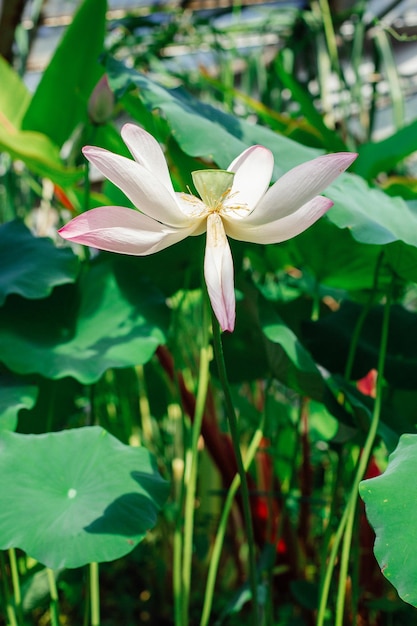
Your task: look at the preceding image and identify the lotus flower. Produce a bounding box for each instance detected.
[59,124,356,332]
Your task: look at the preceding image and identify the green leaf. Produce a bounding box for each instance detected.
[0,58,82,185]
[353,119,417,180]
[360,434,417,607]
[106,56,320,174]
[22,0,106,147]
[0,125,82,184]
[261,305,325,400]
[0,257,167,384]
[273,51,347,152]
[0,56,31,126]
[304,301,417,390]
[0,375,38,432]
[265,218,389,293]
[327,174,417,247]
[0,220,79,305]
[0,427,169,569]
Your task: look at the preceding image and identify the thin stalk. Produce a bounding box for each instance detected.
[344,252,384,381]
[137,365,153,444]
[46,569,61,626]
[8,550,22,624]
[172,404,187,626]
[335,287,392,626]
[211,316,259,622]
[316,499,351,626]
[89,562,100,626]
[317,0,341,75]
[181,298,211,626]
[372,28,405,130]
[0,551,18,626]
[200,411,265,626]
[174,494,184,626]
[317,284,392,626]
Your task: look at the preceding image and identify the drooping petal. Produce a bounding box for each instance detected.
[227,145,274,212]
[121,124,176,197]
[82,146,191,228]
[224,196,333,244]
[204,214,235,332]
[243,152,357,226]
[58,206,196,255]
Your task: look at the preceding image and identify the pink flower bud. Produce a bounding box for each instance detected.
[88,75,114,125]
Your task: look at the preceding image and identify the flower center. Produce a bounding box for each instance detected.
[192,169,234,213]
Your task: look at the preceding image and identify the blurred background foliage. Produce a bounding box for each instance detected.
[1,0,417,625]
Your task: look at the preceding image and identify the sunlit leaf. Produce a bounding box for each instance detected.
[0,427,169,569]
[0,56,31,126]
[327,174,417,248]
[22,0,106,147]
[360,434,417,607]
[106,56,320,175]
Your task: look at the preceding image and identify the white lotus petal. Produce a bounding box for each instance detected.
[224,196,333,244]
[58,206,197,255]
[175,193,207,235]
[245,152,357,225]
[227,145,273,211]
[204,214,235,332]
[121,124,176,197]
[82,146,189,228]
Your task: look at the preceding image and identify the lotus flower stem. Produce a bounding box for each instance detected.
[89,562,100,626]
[211,313,259,622]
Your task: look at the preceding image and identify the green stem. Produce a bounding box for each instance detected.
[200,411,265,626]
[317,0,340,75]
[8,550,23,625]
[317,284,392,626]
[335,287,392,626]
[46,569,61,626]
[181,298,211,626]
[137,365,153,444]
[211,315,259,622]
[344,252,384,382]
[172,405,186,626]
[89,562,100,626]
[0,551,18,626]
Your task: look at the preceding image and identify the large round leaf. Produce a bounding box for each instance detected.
[0,220,79,306]
[0,427,169,569]
[360,434,417,607]
[0,257,167,383]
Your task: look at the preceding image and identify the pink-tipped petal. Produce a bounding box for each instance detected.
[245,152,357,225]
[224,196,333,244]
[204,214,236,332]
[227,145,274,211]
[82,146,190,228]
[58,206,196,255]
[121,124,176,197]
